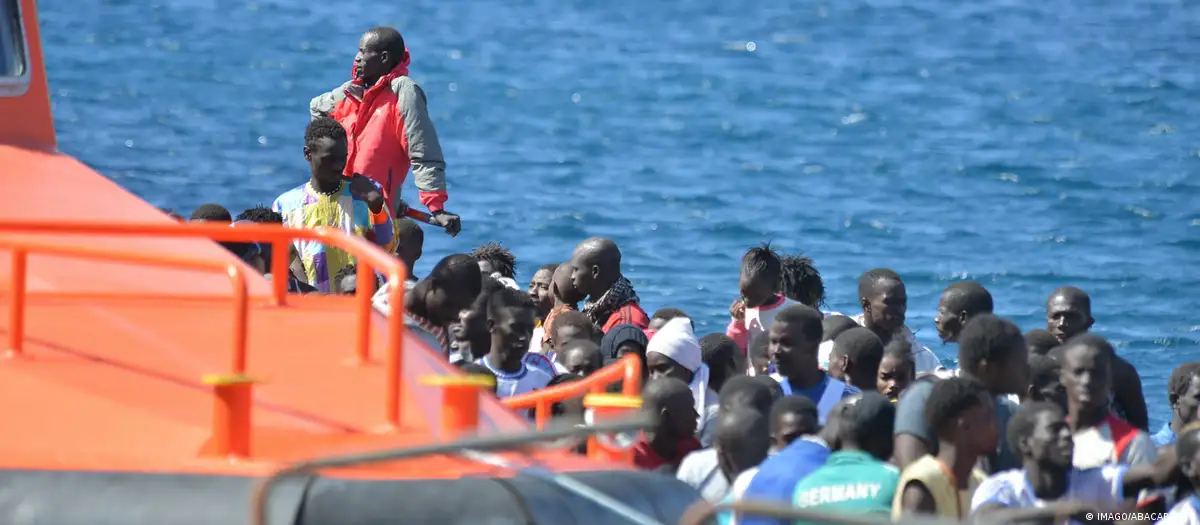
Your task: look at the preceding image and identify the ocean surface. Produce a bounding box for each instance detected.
[40,0,1199,426]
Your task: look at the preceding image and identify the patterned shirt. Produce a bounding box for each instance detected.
[272,180,393,293]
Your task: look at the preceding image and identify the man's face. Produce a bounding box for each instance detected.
[354,33,389,83]
[1046,294,1091,342]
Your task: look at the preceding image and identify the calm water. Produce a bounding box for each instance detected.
[40,0,1199,426]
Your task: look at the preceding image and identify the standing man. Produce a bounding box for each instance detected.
[310,26,461,235]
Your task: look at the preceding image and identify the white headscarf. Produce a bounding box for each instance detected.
[490,273,521,291]
[646,317,711,421]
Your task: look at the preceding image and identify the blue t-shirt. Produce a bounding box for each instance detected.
[1153,421,1176,447]
[737,437,832,525]
[790,374,861,402]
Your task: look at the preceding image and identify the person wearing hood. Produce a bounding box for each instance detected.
[310,26,460,235]
[646,317,720,445]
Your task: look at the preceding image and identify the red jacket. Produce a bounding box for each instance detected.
[311,52,449,212]
[601,301,650,334]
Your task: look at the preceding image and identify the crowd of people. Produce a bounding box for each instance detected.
[166,25,1200,525]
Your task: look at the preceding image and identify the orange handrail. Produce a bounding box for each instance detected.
[0,238,249,371]
[0,220,408,429]
[501,353,643,428]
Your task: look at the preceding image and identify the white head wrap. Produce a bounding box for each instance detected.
[646,317,710,424]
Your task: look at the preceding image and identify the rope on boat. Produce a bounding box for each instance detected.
[249,414,657,525]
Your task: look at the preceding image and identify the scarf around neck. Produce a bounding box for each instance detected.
[583,276,639,326]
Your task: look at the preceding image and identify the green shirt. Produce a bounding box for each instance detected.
[790,450,900,525]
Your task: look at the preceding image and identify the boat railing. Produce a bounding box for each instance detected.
[0,220,408,458]
[501,352,643,429]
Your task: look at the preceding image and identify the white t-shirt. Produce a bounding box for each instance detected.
[1159,498,1200,525]
[970,466,1127,524]
[676,448,730,502]
[475,357,554,399]
[1072,420,1157,470]
[850,314,943,374]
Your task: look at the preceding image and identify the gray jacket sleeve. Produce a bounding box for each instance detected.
[309,82,351,119]
[391,77,447,193]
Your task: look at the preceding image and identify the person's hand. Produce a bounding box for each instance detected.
[730,298,745,321]
[348,174,385,214]
[432,210,461,237]
[392,198,411,220]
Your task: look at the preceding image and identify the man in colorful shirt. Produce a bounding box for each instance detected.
[273,117,394,293]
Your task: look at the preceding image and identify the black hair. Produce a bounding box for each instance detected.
[741,243,783,287]
[470,241,517,279]
[235,205,282,224]
[774,304,824,343]
[549,311,597,343]
[1028,355,1061,389]
[1007,402,1065,459]
[1048,286,1092,316]
[364,26,407,64]
[840,393,896,454]
[752,374,785,401]
[1025,329,1059,356]
[468,277,505,317]
[701,333,739,393]
[821,315,859,343]
[957,313,1025,375]
[652,308,688,322]
[1059,333,1114,369]
[1168,362,1200,404]
[941,281,994,317]
[536,263,559,275]
[832,327,885,372]
[718,375,774,415]
[396,217,425,239]
[190,203,232,222]
[428,254,483,298]
[883,337,915,362]
[770,395,818,430]
[925,377,989,439]
[486,286,535,320]
[857,268,902,299]
[305,116,348,148]
[780,253,825,307]
[642,377,692,414]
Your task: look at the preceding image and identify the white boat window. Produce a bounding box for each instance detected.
[0,0,27,78]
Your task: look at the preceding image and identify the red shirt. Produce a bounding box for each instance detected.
[633,436,702,471]
[602,301,650,334]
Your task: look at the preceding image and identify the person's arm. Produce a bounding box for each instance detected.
[309,82,351,119]
[898,480,938,515]
[1120,446,1179,497]
[393,79,448,213]
[892,381,936,469]
[725,318,748,352]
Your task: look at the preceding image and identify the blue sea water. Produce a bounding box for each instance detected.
[40,0,1199,426]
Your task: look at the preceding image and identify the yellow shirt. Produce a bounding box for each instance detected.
[891,455,986,520]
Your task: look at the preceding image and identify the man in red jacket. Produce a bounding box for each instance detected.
[310,26,461,235]
[569,237,649,334]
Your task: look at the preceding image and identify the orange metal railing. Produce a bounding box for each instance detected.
[0,220,410,453]
[501,353,643,429]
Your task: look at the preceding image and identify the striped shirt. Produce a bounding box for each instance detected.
[272,180,394,293]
